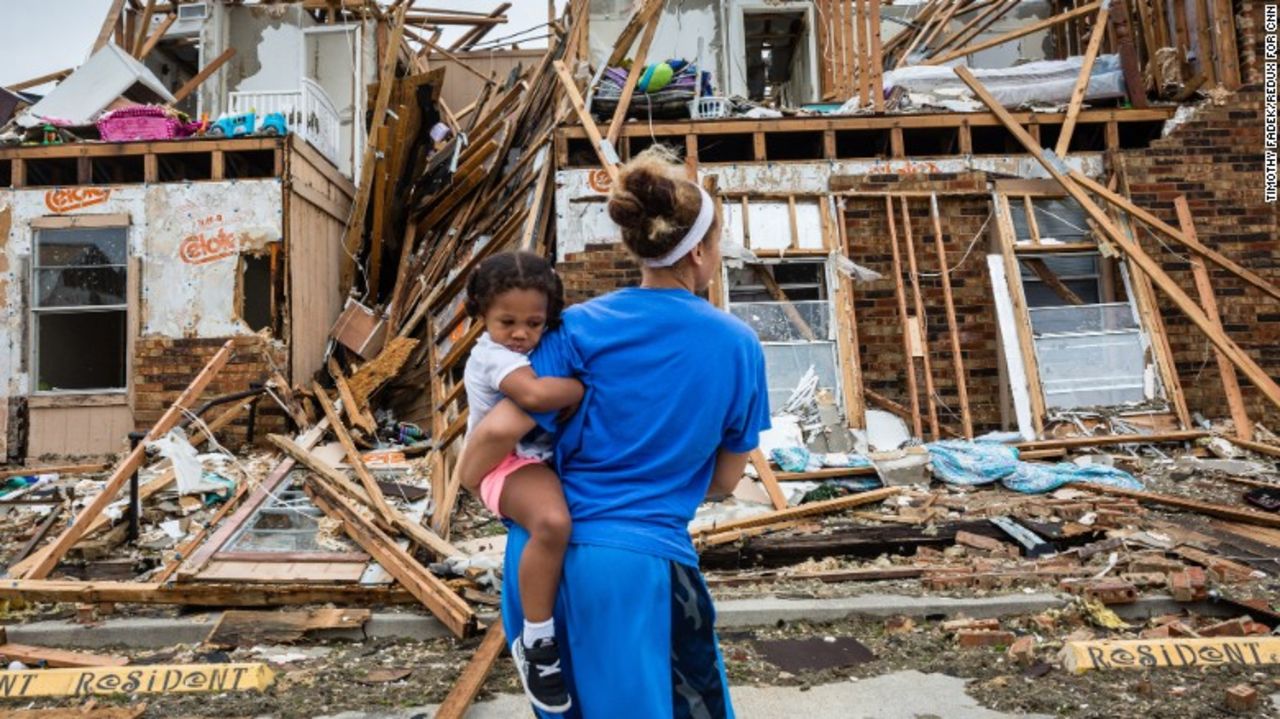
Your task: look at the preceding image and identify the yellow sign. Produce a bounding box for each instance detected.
[1062,637,1280,674]
[0,663,275,698]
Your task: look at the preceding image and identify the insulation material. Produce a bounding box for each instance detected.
[850,55,1127,112]
[720,200,825,251]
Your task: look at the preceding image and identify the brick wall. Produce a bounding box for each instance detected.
[556,242,644,306]
[842,174,1007,434]
[1119,86,1280,427]
[132,335,287,446]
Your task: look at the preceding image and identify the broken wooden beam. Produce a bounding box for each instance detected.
[306,473,476,638]
[1176,197,1252,442]
[169,47,236,104]
[1072,483,1280,530]
[1054,1,1112,156]
[552,60,619,183]
[0,639,128,669]
[434,622,507,719]
[925,2,1101,66]
[692,487,900,539]
[268,434,464,560]
[0,463,108,481]
[312,382,396,525]
[1070,172,1280,305]
[605,0,662,146]
[1013,430,1207,450]
[748,449,789,511]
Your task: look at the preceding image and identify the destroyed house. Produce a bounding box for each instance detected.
[0,2,1278,716]
[1,3,371,461]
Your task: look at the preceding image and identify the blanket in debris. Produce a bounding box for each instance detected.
[927,440,1142,494]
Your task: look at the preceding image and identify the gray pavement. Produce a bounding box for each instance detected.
[313,671,1054,719]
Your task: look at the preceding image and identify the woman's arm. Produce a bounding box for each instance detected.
[706,448,751,499]
[456,399,538,494]
[498,367,584,413]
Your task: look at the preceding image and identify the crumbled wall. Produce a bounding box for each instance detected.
[1120,86,1280,427]
[132,335,286,443]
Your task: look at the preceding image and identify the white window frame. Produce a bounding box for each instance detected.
[29,217,131,396]
[724,258,844,414]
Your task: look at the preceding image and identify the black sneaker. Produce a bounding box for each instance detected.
[512,637,572,714]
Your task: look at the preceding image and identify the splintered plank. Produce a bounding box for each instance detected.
[297,456,475,638]
[434,622,507,719]
[170,48,236,104]
[1177,197,1250,441]
[0,642,128,668]
[206,608,371,647]
[748,449,789,511]
[692,487,900,539]
[313,382,396,524]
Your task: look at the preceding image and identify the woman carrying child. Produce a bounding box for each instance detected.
[458,146,770,719]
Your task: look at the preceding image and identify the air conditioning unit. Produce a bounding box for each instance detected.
[153,2,208,37]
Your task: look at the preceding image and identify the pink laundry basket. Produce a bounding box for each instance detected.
[97,106,184,142]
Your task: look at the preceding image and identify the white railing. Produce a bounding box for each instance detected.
[228,78,341,168]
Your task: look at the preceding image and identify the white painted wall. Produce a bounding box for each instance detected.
[0,181,282,401]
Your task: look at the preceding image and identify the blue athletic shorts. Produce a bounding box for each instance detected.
[501,525,736,719]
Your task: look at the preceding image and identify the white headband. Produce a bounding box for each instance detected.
[644,186,715,268]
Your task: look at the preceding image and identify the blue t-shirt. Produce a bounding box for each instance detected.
[528,287,771,568]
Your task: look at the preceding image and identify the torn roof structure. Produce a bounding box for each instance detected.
[0,1,1278,715]
[17,43,175,128]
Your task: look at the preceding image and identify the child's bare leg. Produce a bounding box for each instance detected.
[499,464,571,624]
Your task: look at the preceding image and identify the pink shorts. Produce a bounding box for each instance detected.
[479,453,545,518]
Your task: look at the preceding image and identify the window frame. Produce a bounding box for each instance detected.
[724,258,845,415]
[28,215,132,396]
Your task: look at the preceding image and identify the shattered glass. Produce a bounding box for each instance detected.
[729,301,833,342]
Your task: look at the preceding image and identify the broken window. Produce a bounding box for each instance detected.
[223,480,332,553]
[1010,197,1093,245]
[239,253,274,333]
[728,262,840,412]
[1020,254,1103,306]
[741,8,818,106]
[32,226,128,392]
[1018,249,1147,409]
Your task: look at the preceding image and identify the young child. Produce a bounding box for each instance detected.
[461,251,580,714]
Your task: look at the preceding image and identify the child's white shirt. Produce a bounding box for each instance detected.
[463,332,554,460]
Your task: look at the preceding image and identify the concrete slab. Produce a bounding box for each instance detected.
[3,614,217,649]
[2,593,1069,649]
[714,593,1066,628]
[313,671,1054,719]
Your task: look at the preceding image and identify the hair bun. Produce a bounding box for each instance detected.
[607,189,646,229]
[606,145,709,260]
